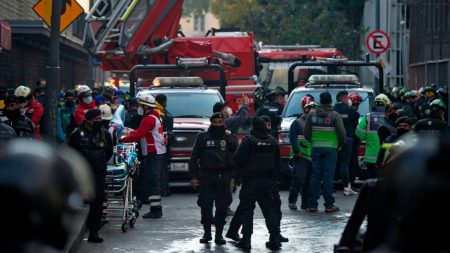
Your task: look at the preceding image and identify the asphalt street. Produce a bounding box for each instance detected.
[78,189,358,253]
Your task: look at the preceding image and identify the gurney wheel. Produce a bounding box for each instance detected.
[133,210,139,218]
[129,218,136,228]
[136,200,143,209]
[121,222,129,232]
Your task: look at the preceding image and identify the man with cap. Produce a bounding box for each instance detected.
[74,85,96,125]
[68,109,113,243]
[213,94,250,134]
[94,95,107,107]
[120,92,166,218]
[189,112,238,245]
[56,90,76,144]
[255,88,285,137]
[304,91,346,213]
[234,117,282,251]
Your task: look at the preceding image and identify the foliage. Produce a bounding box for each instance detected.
[210,0,365,59]
[182,0,210,17]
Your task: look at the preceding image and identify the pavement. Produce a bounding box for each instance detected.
[75,189,358,253]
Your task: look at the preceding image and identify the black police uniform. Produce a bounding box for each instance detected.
[189,127,237,242]
[234,130,282,249]
[414,115,449,137]
[255,101,283,137]
[68,122,113,239]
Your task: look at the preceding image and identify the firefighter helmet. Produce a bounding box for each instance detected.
[429,99,447,111]
[374,93,391,106]
[348,92,362,106]
[77,85,92,98]
[300,94,315,109]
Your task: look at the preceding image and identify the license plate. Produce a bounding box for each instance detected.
[170,162,189,172]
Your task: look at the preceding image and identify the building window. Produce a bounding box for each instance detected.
[193,14,205,32]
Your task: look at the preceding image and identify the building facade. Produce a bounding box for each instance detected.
[0,0,89,90]
[179,11,220,37]
[407,0,449,89]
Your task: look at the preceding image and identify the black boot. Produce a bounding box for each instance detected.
[235,235,251,250]
[266,234,282,250]
[280,234,289,242]
[214,224,226,245]
[87,231,103,243]
[199,225,212,244]
[225,229,241,242]
[143,206,163,219]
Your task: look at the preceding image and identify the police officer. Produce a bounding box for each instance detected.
[414,99,449,137]
[189,112,237,245]
[234,117,282,251]
[68,109,113,243]
[255,89,285,137]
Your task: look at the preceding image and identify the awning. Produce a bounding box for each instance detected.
[0,20,11,51]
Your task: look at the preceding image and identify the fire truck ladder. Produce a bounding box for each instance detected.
[83,0,136,56]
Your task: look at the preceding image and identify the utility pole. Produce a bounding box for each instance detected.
[375,0,381,91]
[42,0,62,141]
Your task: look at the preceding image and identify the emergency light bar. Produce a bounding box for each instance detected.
[308,75,360,85]
[152,77,204,87]
[176,57,209,67]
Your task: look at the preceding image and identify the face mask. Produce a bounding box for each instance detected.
[92,121,102,131]
[397,127,409,137]
[82,96,93,105]
[65,101,75,107]
[347,99,353,107]
[209,125,225,137]
[137,106,144,115]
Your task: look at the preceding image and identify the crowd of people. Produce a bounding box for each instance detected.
[0,80,449,252]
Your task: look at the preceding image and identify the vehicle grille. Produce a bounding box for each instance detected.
[171,131,200,148]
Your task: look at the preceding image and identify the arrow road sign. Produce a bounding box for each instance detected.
[366,30,390,54]
[33,0,84,33]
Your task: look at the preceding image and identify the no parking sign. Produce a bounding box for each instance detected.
[366,30,390,54]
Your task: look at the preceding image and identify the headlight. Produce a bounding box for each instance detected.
[278,131,290,145]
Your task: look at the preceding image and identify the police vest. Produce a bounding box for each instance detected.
[243,135,278,178]
[199,133,233,170]
[309,110,339,148]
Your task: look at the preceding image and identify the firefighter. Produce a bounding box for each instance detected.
[288,95,316,209]
[234,117,282,251]
[68,109,113,243]
[304,91,346,213]
[414,99,449,137]
[3,95,34,138]
[255,89,285,137]
[356,94,391,179]
[189,112,237,245]
[120,93,166,218]
[14,85,44,139]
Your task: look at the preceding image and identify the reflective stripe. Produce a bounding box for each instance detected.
[150,202,161,206]
[312,142,335,148]
[149,195,161,200]
[312,126,335,131]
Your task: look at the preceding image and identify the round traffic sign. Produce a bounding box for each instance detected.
[366,30,390,54]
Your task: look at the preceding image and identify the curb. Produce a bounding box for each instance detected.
[65,206,89,253]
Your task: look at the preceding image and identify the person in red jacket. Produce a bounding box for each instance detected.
[74,85,96,125]
[120,91,166,219]
[14,86,44,139]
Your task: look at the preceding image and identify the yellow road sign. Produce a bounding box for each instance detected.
[33,0,85,33]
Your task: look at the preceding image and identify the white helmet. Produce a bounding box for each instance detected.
[14,86,31,98]
[136,91,156,108]
[77,85,92,97]
[98,104,113,120]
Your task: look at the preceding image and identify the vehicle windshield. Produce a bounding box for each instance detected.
[150,92,222,118]
[283,90,374,117]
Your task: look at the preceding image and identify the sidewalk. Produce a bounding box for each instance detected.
[63,206,89,253]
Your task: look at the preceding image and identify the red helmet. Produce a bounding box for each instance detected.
[301,95,315,109]
[348,92,362,106]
